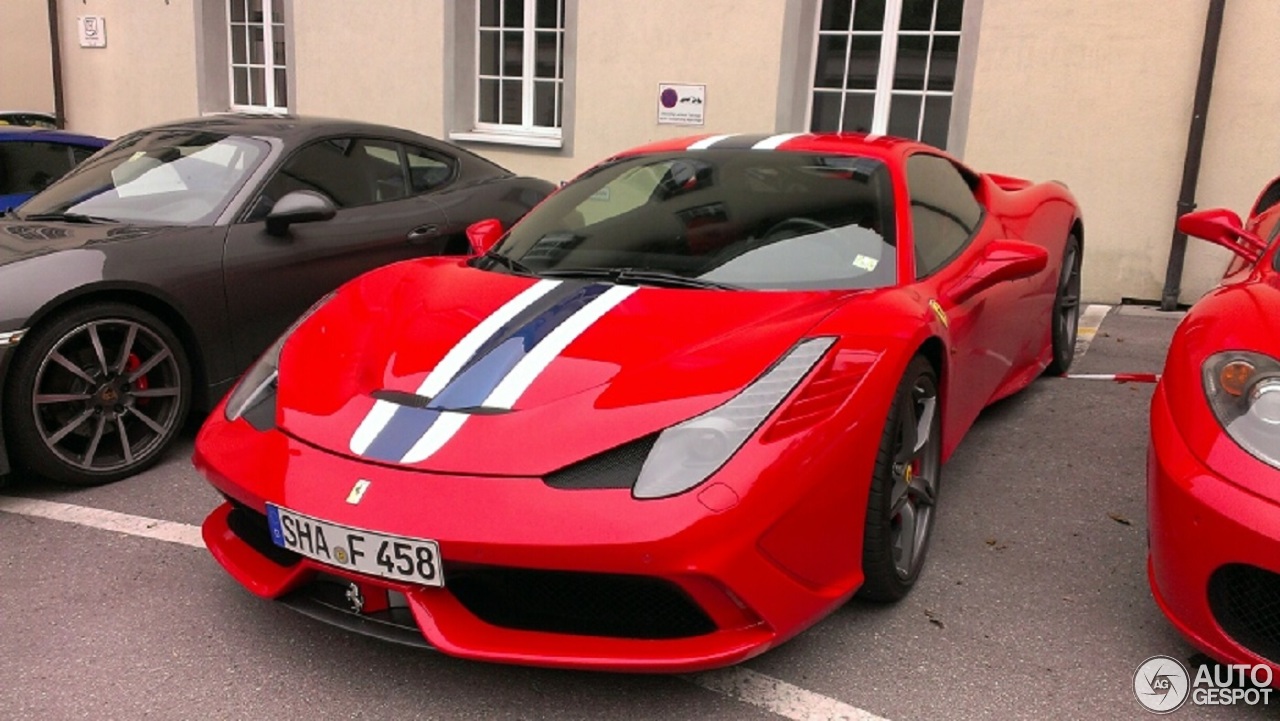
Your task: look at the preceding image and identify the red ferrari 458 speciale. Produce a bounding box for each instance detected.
[195,132,1082,671]
[1148,179,1280,678]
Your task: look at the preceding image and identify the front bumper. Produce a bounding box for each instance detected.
[1147,384,1280,675]
[194,412,862,672]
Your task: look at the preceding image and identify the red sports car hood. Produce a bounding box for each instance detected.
[276,259,850,475]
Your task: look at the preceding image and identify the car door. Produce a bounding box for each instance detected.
[222,135,454,369]
[905,153,1033,440]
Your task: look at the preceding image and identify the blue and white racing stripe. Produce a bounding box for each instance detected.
[350,280,636,464]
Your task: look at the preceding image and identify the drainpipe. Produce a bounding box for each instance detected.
[1160,0,1225,311]
[46,0,66,129]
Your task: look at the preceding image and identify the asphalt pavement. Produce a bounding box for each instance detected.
[1,305,1272,720]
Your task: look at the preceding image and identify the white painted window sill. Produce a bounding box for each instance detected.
[449,131,563,149]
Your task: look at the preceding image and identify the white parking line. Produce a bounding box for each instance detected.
[0,495,891,721]
[1074,304,1111,362]
[686,667,890,721]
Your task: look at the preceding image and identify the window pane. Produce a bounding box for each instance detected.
[501,79,522,124]
[810,91,842,132]
[267,0,281,23]
[230,0,246,23]
[556,82,563,127]
[921,95,951,148]
[899,0,936,31]
[273,35,286,67]
[360,140,406,202]
[535,31,558,78]
[479,30,499,75]
[852,0,886,31]
[813,35,848,89]
[534,80,556,127]
[848,35,881,90]
[927,35,958,92]
[233,67,249,105]
[231,25,247,64]
[935,0,964,31]
[0,142,76,194]
[263,139,377,208]
[480,0,499,27]
[887,93,922,139]
[274,68,288,108]
[250,67,265,106]
[248,0,264,23]
[406,146,455,193]
[841,92,875,133]
[503,0,524,28]
[249,26,264,64]
[535,0,560,28]
[819,0,851,31]
[893,34,929,90]
[479,78,500,122]
[503,31,523,75]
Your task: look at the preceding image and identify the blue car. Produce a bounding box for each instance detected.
[0,127,109,212]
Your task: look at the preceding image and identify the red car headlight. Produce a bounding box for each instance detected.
[1202,351,1280,469]
[632,336,835,500]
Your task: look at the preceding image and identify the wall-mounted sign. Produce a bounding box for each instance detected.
[78,16,107,48]
[657,83,705,126]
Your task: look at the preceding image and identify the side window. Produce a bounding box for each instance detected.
[71,145,98,165]
[249,137,405,219]
[405,145,456,194]
[0,141,78,195]
[906,153,982,277]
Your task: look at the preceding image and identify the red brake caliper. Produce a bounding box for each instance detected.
[126,353,149,406]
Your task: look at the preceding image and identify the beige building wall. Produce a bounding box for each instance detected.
[962,0,1250,304]
[291,0,445,135]
[0,0,56,114]
[53,0,200,138]
[472,0,788,183]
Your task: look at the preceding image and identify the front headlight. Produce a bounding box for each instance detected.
[633,337,835,499]
[225,292,335,428]
[1203,351,1280,469]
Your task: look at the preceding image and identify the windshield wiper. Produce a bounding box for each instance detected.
[481,250,535,276]
[21,212,118,224]
[537,266,741,290]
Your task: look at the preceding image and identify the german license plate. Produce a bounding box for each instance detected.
[266,504,443,587]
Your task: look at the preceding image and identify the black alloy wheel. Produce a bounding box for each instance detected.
[1045,233,1082,375]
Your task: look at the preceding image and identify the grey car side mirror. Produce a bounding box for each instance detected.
[265,190,337,236]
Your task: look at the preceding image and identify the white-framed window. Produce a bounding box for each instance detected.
[227,0,288,112]
[810,0,964,147]
[472,0,565,143]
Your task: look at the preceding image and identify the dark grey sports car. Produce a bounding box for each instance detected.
[0,114,555,485]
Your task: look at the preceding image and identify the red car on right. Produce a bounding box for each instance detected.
[1148,177,1280,677]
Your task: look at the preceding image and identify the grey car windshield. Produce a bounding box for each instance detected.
[17,130,269,225]
[493,150,896,290]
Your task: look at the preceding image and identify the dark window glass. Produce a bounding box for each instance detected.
[820,0,852,30]
[920,95,952,148]
[70,145,98,165]
[893,35,929,90]
[853,0,887,30]
[405,145,456,193]
[253,137,404,218]
[841,92,875,133]
[810,92,842,132]
[847,35,882,90]
[906,153,981,277]
[899,0,937,31]
[0,142,76,194]
[935,0,963,31]
[887,93,922,138]
[927,35,959,92]
[492,151,897,291]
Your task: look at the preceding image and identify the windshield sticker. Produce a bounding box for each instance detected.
[852,255,878,272]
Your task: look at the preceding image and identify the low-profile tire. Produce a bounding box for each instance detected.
[1045,233,1082,376]
[4,303,191,486]
[858,355,942,603]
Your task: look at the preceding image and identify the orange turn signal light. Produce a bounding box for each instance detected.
[1220,360,1256,396]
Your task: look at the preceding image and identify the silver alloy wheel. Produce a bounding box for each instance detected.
[31,319,183,473]
[1056,241,1082,355]
[888,374,941,580]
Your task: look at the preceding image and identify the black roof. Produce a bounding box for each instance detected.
[136,113,438,145]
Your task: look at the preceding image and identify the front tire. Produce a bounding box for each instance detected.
[4,303,191,485]
[859,355,942,602]
[1045,233,1082,375]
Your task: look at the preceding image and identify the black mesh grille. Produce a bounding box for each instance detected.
[446,565,716,639]
[226,501,301,567]
[1208,564,1280,663]
[543,435,658,490]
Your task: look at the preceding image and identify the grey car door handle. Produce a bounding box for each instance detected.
[406,225,441,243]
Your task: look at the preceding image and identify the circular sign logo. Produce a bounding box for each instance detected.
[660,88,679,109]
[1134,655,1190,714]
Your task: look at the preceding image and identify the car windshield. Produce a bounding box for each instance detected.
[489,149,896,290]
[16,129,269,225]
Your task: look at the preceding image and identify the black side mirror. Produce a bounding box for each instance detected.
[265,190,337,236]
